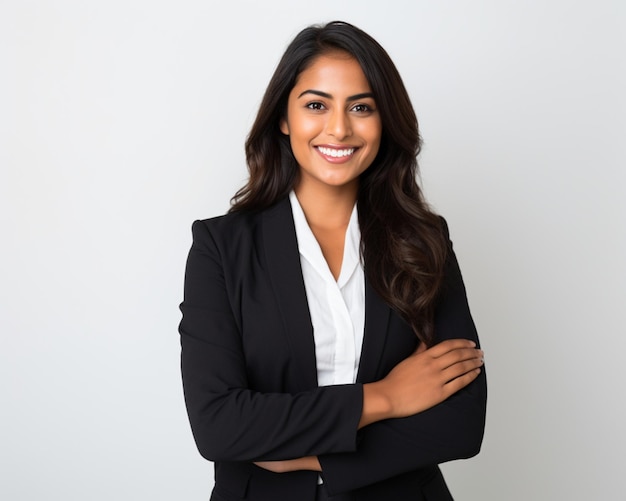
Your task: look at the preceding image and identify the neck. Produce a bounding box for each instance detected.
[293,183,357,230]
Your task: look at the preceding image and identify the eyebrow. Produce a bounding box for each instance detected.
[297,89,375,101]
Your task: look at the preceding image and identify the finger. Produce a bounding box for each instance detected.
[442,368,482,396]
[428,338,476,358]
[432,348,483,372]
[441,358,484,383]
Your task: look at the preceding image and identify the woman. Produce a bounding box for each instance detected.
[180,21,486,500]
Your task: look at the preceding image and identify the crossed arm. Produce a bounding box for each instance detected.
[255,338,483,473]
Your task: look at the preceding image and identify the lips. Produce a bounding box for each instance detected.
[316,146,355,158]
[314,145,359,164]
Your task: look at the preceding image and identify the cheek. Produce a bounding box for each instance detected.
[290,117,321,140]
[356,116,381,134]
[356,121,382,152]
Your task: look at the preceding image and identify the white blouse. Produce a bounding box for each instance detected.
[289,191,365,387]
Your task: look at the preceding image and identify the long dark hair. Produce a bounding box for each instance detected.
[231,21,448,345]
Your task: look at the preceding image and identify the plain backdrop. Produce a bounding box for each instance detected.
[1,1,625,499]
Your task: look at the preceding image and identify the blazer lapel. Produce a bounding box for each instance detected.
[262,198,318,389]
[356,280,391,383]
[261,197,392,387]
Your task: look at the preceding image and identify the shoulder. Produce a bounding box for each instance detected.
[190,210,260,259]
[190,197,291,252]
[194,208,258,236]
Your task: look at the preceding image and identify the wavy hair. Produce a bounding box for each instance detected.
[230,21,448,344]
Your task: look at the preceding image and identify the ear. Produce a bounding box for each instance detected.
[279,118,289,135]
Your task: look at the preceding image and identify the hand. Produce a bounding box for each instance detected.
[254,456,321,473]
[361,339,483,426]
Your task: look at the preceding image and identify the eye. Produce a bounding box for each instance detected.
[306,101,326,111]
[351,103,375,113]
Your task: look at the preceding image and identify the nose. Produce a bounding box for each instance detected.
[326,109,352,139]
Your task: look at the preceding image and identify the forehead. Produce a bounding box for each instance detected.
[293,52,371,93]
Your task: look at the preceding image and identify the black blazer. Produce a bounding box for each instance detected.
[179,197,487,501]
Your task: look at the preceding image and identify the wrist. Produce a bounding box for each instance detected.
[293,456,321,472]
[307,456,322,472]
[359,381,393,428]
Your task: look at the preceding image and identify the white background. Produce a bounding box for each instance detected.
[1,1,625,499]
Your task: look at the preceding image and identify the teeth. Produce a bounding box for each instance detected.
[317,146,355,158]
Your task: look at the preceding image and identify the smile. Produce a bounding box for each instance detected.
[316,146,355,158]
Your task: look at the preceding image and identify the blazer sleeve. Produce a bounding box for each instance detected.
[179,219,363,463]
[318,224,487,495]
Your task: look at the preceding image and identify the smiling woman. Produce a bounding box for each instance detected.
[179,21,486,501]
[280,52,382,197]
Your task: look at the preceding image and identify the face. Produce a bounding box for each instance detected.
[280,52,382,194]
